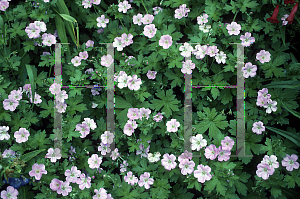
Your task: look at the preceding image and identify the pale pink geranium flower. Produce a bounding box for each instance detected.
[281,14,290,25]
[34,21,47,32]
[138,172,154,189]
[240,32,255,47]
[139,108,151,120]
[101,131,114,144]
[258,88,271,99]
[181,60,195,74]
[77,173,91,190]
[125,56,136,66]
[49,83,61,95]
[29,163,47,180]
[82,0,92,9]
[42,33,56,46]
[0,186,19,199]
[199,24,211,33]
[143,24,157,38]
[97,15,109,28]
[217,146,231,161]
[206,45,219,57]
[8,89,23,101]
[242,62,257,78]
[194,164,212,183]
[174,4,190,19]
[124,171,138,185]
[178,150,193,163]
[127,108,140,120]
[55,102,67,113]
[118,0,131,13]
[153,7,163,15]
[190,134,207,151]
[25,23,41,39]
[133,13,143,25]
[141,14,154,25]
[93,188,107,199]
[98,142,111,155]
[261,155,279,174]
[2,149,16,158]
[256,163,273,180]
[65,166,81,183]
[71,56,82,67]
[166,119,180,132]
[161,153,177,170]
[45,148,62,162]
[88,154,102,169]
[0,1,9,12]
[252,121,265,134]
[256,95,270,107]
[14,128,30,143]
[256,50,271,63]
[123,123,134,136]
[226,22,241,35]
[193,44,207,60]
[263,99,277,114]
[57,181,72,196]
[3,98,19,111]
[113,37,125,51]
[204,144,219,160]
[101,54,114,67]
[153,112,163,122]
[127,75,142,91]
[118,73,129,89]
[147,70,157,79]
[29,92,42,104]
[179,42,194,57]
[91,0,101,5]
[221,136,234,151]
[197,13,209,25]
[75,123,90,138]
[215,51,227,64]
[0,126,10,140]
[86,40,94,48]
[121,33,133,46]
[282,154,299,171]
[110,148,120,160]
[79,51,88,60]
[50,178,62,191]
[159,35,172,49]
[179,159,195,175]
[56,90,68,103]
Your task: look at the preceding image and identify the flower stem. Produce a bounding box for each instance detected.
[141,0,149,14]
[232,11,239,23]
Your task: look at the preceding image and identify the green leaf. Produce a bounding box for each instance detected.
[164,69,183,89]
[25,64,35,105]
[39,100,54,118]
[7,21,26,37]
[265,126,300,147]
[204,177,227,196]
[282,101,300,120]
[240,0,259,13]
[151,178,172,199]
[20,149,46,162]
[283,175,296,188]
[54,15,70,55]
[263,80,300,90]
[58,13,77,23]
[67,95,87,116]
[22,40,35,53]
[234,180,248,196]
[271,187,282,198]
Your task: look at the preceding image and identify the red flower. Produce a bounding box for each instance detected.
[267,5,280,23]
[286,2,298,24]
[284,0,295,4]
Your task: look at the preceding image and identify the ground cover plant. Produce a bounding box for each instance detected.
[0,0,300,198]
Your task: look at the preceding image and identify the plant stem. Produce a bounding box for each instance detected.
[141,0,149,14]
[232,11,239,23]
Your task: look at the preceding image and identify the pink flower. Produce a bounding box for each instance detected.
[261,155,279,173]
[127,108,140,120]
[166,119,180,132]
[256,95,270,108]
[281,14,290,25]
[197,13,209,25]
[174,4,190,19]
[127,75,142,91]
[252,121,265,134]
[159,35,172,49]
[204,144,219,160]
[139,108,151,120]
[221,136,234,151]
[121,33,133,46]
[79,51,88,60]
[71,55,82,67]
[86,40,94,48]
[179,159,195,175]
[98,142,111,155]
[29,163,47,180]
[193,44,207,59]
[55,102,67,113]
[153,7,163,15]
[113,37,125,51]
[215,51,227,64]
[93,188,107,199]
[141,14,154,25]
[258,88,271,99]
[161,153,177,170]
[42,33,56,46]
[146,70,157,79]
[282,154,299,171]
[133,13,143,25]
[118,0,131,13]
[56,90,68,103]
[194,164,212,183]
[0,126,10,141]
[226,22,241,35]
[25,23,41,39]
[82,0,92,8]
[0,1,9,12]
[256,163,273,180]
[45,148,62,162]
[8,89,23,101]
[118,73,129,89]
[123,123,134,136]
[240,32,255,47]
[153,113,163,122]
[101,131,114,144]
[138,172,154,189]
[34,21,47,32]
[14,128,30,143]
[206,45,219,57]
[143,24,157,38]
[77,173,91,190]
[49,83,61,95]
[1,186,19,199]
[256,50,271,63]
[91,0,101,5]
[190,134,207,151]
[263,99,277,114]
[97,15,109,28]
[2,149,15,158]
[65,166,81,183]
[179,42,194,57]
[88,154,102,169]
[242,62,257,78]
[110,148,120,160]
[124,171,138,185]
[178,150,193,163]
[29,92,42,104]
[50,178,62,191]
[181,60,195,74]
[57,181,72,196]
[217,146,231,161]
[3,98,19,112]
[83,118,97,130]
[75,123,90,138]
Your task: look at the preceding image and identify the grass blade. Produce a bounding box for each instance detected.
[263,80,300,90]
[281,102,300,120]
[54,15,70,56]
[265,126,300,147]
[25,64,35,104]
